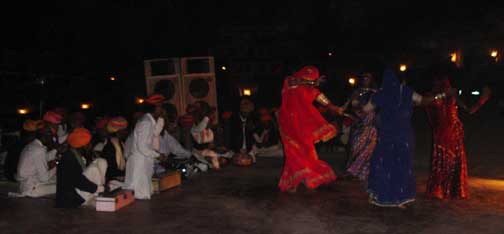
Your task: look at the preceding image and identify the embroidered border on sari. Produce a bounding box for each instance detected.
[313,124,337,144]
[367,189,415,207]
[279,168,336,189]
[279,128,301,150]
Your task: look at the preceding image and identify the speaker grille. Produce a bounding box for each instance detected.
[189,78,209,99]
[154,80,176,100]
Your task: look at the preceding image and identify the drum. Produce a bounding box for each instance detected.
[233,153,253,167]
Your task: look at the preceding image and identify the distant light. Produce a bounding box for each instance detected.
[458,90,462,95]
[243,89,252,96]
[221,66,227,71]
[491,50,498,58]
[80,103,91,110]
[135,97,145,104]
[348,77,356,86]
[328,52,333,56]
[399,64,407,72]
[471,91,480,96]
[450,53,458,62]
[17,108,29,115]
[110,76,116,81]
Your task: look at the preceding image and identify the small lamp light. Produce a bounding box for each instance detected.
[399,64,407,72]
[80,103,91,110]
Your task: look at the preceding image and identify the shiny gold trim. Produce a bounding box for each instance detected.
[316,93,331,106]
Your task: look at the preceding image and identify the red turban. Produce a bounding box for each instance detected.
[145,94,166,106]
[107,117,128,133]
[43,111,63,124]
[67,128,92,148]
[294,65,319,81]
[221,111,233,120]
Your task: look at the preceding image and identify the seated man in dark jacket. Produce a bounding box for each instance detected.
[230,98,257,162]
[251,108,283,157]
[56,128,106,208]
[101,117,128,182]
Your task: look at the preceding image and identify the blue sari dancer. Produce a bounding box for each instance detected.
[367,69,416,208]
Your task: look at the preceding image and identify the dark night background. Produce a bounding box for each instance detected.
[1,1,504,129]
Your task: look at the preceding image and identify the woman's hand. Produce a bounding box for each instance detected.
[328,104,344,116]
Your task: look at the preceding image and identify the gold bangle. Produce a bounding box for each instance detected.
[316,94,331,106]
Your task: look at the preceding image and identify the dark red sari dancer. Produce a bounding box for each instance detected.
[426,78,490,199]
[277,65,343,192]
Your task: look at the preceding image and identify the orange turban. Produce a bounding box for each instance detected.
[145,94,166,106]
[23,120,45,132]
[43,111,63,124]
[294,65,319,81]
[67,128,92,148]
[106,117,128,133]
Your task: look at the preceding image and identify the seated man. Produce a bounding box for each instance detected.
[92,117,110,155]
[160,105,191,160]
[56,128,106,208]
[230,98,256,162]
[4,119,42,182]
[101,117,128,182]
[191,102,232,169]
[124,94,167,200]
[252,108,283,157]
[16,126,59,197]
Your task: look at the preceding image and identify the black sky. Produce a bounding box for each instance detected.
[2,1,502,77]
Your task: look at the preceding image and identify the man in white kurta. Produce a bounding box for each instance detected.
[124,94,167,199]
[124,113,163,199]
[17,138,58,197]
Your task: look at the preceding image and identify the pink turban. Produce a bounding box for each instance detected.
[43,111,63,125]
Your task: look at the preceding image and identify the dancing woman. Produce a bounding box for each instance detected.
[365,69,455,208]
[277,65,343,193]
[345,73,378,181]
[425,78,491,199]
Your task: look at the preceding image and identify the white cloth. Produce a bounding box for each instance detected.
[412,92,423,105]
[252,144,283,158]
[159,130,192,159]
[191,117,214,144]
[16,139,57,197]
[93,139,108,152]
[240,115,247,150]
[76,158,107,206]
[124,113,159,200]
[123,135,133,160]
[57,124,68,144]
[152,117,164,152]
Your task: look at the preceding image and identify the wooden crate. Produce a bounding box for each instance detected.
[96,190,135,212]
[152,171,181,194]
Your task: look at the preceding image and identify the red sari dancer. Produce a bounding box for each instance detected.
[277,65,343,192]
[425,78,491,199]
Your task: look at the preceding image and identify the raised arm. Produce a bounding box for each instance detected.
[316,93,344,115]
[415,88,457,106]
[465,86,492,114]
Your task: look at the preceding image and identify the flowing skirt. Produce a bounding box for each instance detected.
[426,122,469,199]
[278,126,337,191]
[346,125,377,180]
[367,138,416,207]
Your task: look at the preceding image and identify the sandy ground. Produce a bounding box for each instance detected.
[1,109,503,234]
